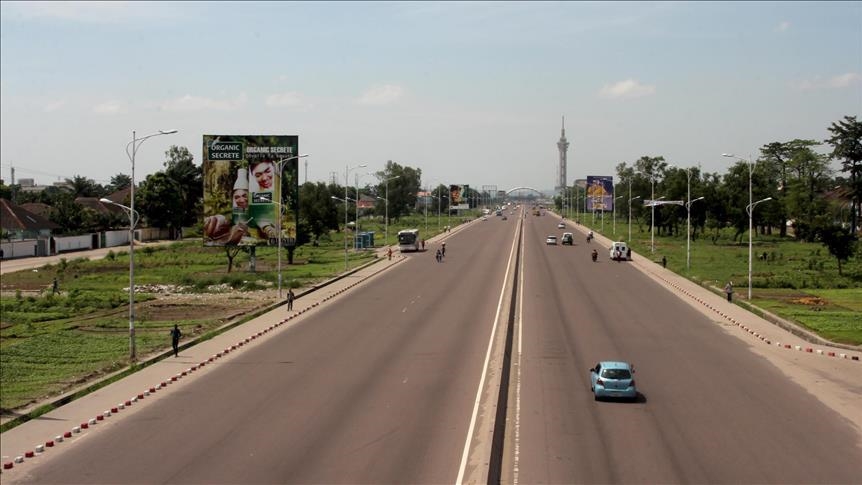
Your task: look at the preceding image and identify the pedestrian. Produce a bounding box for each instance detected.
[661,256,667,268]
[627,247,632,260]
[441,241,446,257]
[421,239,425,251]
[287,288,295,311]
[725,281,734,302]
[387,247,393,260]
[170,324,182,357]
[52,277,59,295]
[436,249,442,262]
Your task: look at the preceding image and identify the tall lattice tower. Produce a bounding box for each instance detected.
[556,116,569,195]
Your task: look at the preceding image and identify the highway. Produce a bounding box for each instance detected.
[505,211,861,483]
[6,207,862,483]
[9,215,520,484]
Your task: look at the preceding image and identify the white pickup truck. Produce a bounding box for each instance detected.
[609,241,630,261]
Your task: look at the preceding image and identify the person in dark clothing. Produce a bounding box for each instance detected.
[725,281,734,302]
[287,288,295,311]
[436,249,442,262]
[661,256,667,268]
[170,324,182,357]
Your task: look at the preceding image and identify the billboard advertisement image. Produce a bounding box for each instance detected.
[202,135,300,246]
[586,175,614,212]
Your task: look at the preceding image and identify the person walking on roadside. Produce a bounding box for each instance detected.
[436,249,442,262]
[287,288,295,311]
[387,247,393,260]
[421,239,425,251]
[170,324,182,357]
[725,281,734,302]
[441,241,446,257]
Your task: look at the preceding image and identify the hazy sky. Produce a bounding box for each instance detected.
[1,1,860,193]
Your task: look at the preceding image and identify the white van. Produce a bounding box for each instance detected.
[609,242,630,261]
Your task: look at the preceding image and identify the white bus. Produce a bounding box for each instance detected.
[397,229,421,252]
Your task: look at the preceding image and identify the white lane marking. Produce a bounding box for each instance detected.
[455,216,521,485]
[514,220,525,485]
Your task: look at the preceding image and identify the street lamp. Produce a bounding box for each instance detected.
[746,197,773,299]
[273,154,308,299]
[613,195,624,236]
[629,195,641,243]
[331,195,355,270]
[724,152,773,300]
[118,129,176,362]
[686,196,705,271]
[343,163,367,270]
[374,175,399,246]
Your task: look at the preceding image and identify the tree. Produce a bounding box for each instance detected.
[108,173,132,192]
[826,116,862,236]
[372,160,421,220]
[819,224,857,276]
[137,172,183,233]
[66,175,102,198]
[162,145,203,230]
[298,182,339,242]
[782,143,832,242]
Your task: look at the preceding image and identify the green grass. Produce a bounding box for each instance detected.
[578,212,862,345]
[1,216,459,412]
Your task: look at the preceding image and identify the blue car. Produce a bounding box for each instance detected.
[589,361,637,401]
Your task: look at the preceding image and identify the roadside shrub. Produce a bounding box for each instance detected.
[106,250,116,261]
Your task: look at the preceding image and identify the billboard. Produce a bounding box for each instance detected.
[449,184,463,205]
[586,176,614,212]
[202,135,300,246]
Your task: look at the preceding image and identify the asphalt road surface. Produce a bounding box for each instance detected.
[7,210,861,484]
[505,213,861,483]
[10,218,520,484]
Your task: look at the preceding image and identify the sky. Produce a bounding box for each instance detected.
[1,1,860,194]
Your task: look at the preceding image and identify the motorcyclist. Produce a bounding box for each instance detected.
[591,249,598,262]
[441,241,446,257]
[587,231,593,243]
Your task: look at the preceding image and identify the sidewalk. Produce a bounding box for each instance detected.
[0,223,475,472]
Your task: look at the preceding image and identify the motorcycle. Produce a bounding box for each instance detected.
[591,250,598,262]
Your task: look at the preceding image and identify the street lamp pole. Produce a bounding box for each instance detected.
[629,195,641,244]
[122,129,176,362]
[378,175,399,246]
[274,154,308,299]
[747,197,772,299]
[344,163,367,270]
[614,195,624,236]
[686,196,704,271]
[724,153,772,300]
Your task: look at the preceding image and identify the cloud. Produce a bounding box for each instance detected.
[356,84,405,106]
[41,100,66,113]
[598,79,656,99]
[2,1,182,24]
[792,73,862,91]
[159,93,248,112]
[265,92,313,110]
[826,72,862,88]
[93,101,124,114]
[775,21,791,32]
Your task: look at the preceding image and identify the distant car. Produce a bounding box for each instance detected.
[545,235,557,245]
[557,222,565,229]
[590,361,637,401]
[561,232,573,245]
